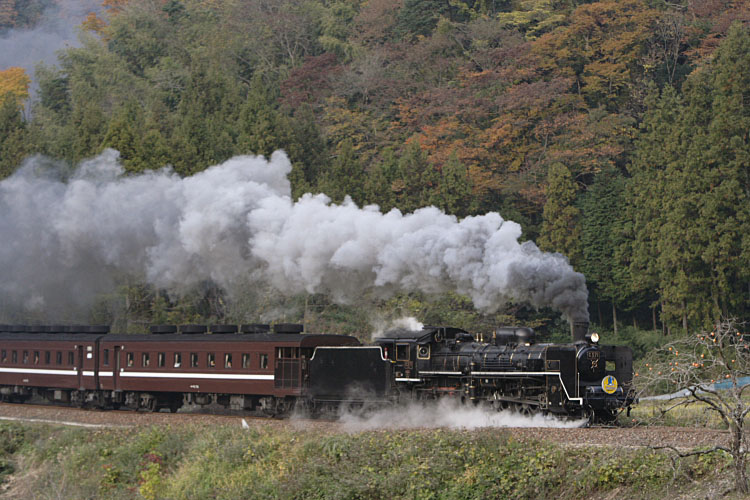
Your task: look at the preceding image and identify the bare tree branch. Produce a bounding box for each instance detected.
[637,319,750,493]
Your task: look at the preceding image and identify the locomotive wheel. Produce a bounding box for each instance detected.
[517,403,535,417]
[593,409,618,425]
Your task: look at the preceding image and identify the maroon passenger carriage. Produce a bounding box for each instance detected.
[0,323,359,414]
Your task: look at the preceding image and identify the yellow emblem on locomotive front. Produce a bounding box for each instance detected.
[602,375,618,394]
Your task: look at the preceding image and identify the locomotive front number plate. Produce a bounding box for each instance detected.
[602,375,618,394]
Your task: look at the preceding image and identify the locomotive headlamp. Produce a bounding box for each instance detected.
[590,332,600,343]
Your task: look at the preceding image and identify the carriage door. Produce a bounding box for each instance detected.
[76,345,84,389]
[113,346,121,391]
[274,347,300,389]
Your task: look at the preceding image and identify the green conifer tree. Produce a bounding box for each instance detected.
[320,138,366,205]
[626,85,682,331]
[0,96,29,178]
[439,151,473,217]
[363,148,399,211]
[697,23,750,321]
[394,141,431,213]
[538,162,581,264]
[101,103,144,172]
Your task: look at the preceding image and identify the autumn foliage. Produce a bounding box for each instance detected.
[1,0,749,335]
[0,67,30,105]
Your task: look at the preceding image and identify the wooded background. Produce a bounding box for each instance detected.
[1,0,748,344]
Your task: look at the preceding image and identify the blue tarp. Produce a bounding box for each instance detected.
[640,376,750,401]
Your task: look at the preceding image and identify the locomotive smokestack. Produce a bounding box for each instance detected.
[571,320,589,342]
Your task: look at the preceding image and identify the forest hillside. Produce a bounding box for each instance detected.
[0,0,748,344]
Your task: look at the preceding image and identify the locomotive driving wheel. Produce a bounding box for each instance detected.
[593,409,618,425]
[517,403,535,417]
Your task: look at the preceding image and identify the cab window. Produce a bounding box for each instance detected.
[396,344,410,361]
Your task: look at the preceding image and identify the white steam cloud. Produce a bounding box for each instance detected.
[0,1,103,96]
[338,399,587,431]
[370,316,424,340]
[0,150,588,320]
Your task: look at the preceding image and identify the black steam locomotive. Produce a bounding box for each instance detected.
[309,323,634,422]
[0,322,634,423]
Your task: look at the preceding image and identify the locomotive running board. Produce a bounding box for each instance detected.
[412,370,582,405]
[469,371,583,405]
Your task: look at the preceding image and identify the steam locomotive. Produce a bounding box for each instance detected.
[0,322,634,422]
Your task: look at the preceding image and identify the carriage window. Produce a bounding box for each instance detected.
[242,353,250,369]
[224,354,232,369]
[259,354,268,369]
[190,353,198,368]
[56,351,62,365]
[45,351,51,364]
[174,353,182,368]
[12,351,17,363]
[142,353,150,367]
[33,351,39,364]
[126,352,134,367]
[277,347,299,359]
[396,344,410,361]
[207,353,216,368]
[103,349,109,366]
[22,351,28,364]
[68,352,75,365]
[1,350,5,363]
[158,352,165,368]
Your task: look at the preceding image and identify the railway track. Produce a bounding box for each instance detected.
[0,401,330,431]
[0,401,731,452]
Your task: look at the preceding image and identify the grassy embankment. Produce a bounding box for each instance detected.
[0,421,738,500]
[628,398,731,428]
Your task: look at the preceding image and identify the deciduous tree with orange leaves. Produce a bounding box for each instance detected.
[0,67,30,106]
